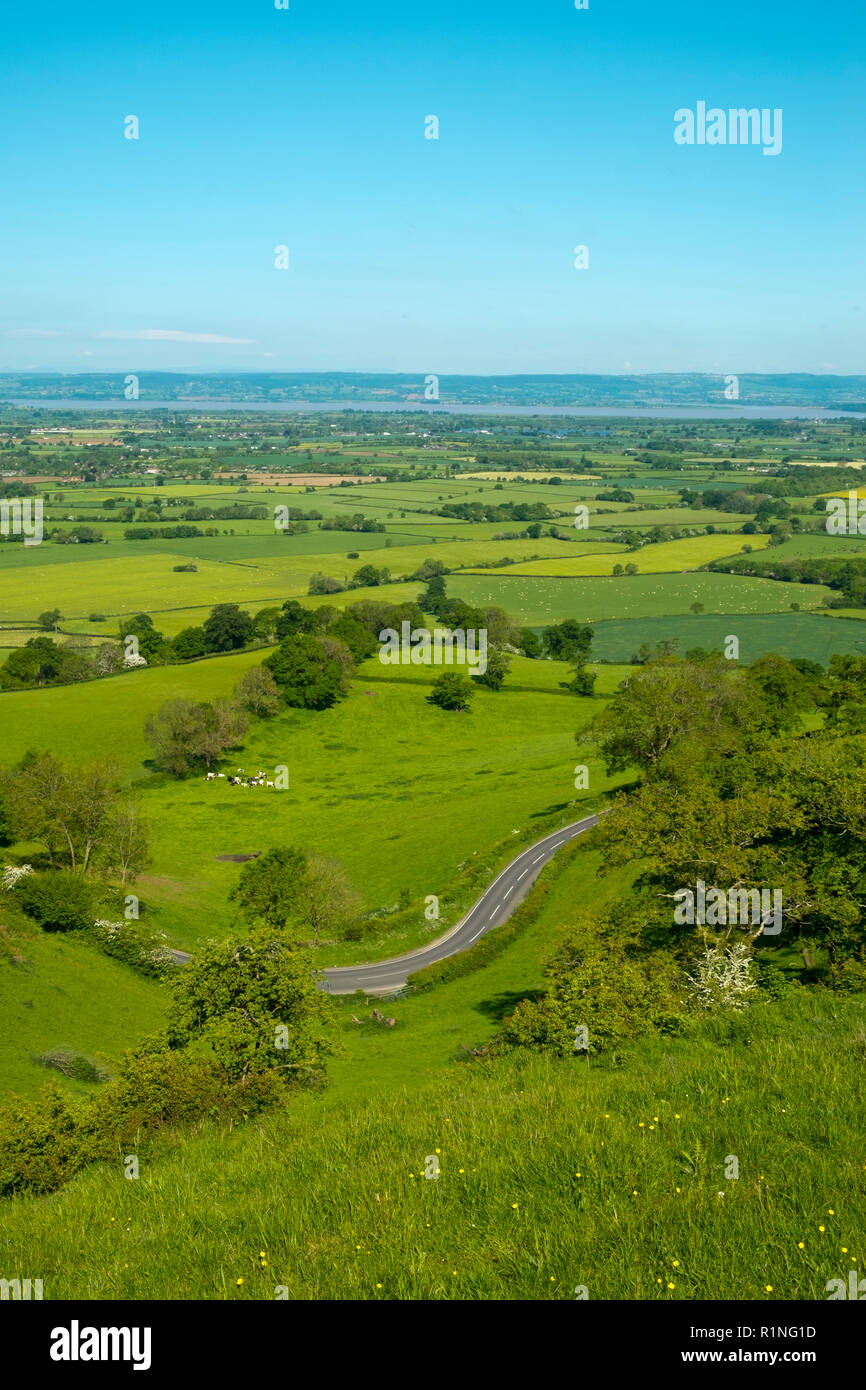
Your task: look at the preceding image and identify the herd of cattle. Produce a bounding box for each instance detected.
[205,767,275,788]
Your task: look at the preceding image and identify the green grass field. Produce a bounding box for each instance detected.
[0,651,627,954]
[0,535,601,624]
[466,534,768,577]
[2,985,862,1300]
[448,573,833,625]
[590,612,866,664]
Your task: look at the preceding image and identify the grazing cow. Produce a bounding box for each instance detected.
[266,781,274,788]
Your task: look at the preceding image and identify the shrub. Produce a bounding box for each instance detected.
[686,943,756,1013]
[499,914,686,1055]
[2,863,34,890]
[36,1049,110,1084]
[88,919,177,981]
[428,671,475,711]
[15,871,94,932]
[753,959,792,999]
[0,1046,285,1197]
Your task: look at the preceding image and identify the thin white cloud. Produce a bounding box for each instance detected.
[95,328,256,344]
[5,328,63,338]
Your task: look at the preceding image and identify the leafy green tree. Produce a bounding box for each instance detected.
[143,698,247,775]
[170,626,207,660]
[411,558,448,582]
[2,753,122,874]
[428,670,475,711]
[328,614,378,662]
[37,609,62,633]
[98,797,151,885]
[473,648,510,691]
[275,599,319,641]
[499,913,684,1055]
[230,846,310,931]
[15,871,94,932]
[350,563,389,589]
[746,653,814,733]
[264,635,349,710]
[0,638,70,689]
[518,627,542,659]
[230,846,360,942]
[566,665,597,697]
[542,619,593,663]
[166,928,332,1084]
[120,613,165,661]
[308,572,345,596]
[233,665,280,717]
[420,574,447,614]
[252,606,281,643]
[203,603,255,652]
[590,659,761,777]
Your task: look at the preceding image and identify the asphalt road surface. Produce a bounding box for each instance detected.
[321,812,600,996]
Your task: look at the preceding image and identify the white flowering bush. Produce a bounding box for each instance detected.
[122,653,148,669]
[2,864,34,891]
[89,918,175,979]
[687,943,756,1013]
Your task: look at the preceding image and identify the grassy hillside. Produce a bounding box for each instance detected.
[0,925,167,1099]
[2,987,862,1300]
[0,647,630,953]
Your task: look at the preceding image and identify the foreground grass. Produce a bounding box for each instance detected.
[2,990,863,1300]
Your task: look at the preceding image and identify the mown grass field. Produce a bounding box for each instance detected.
[466,534,768,577]
[448,573,833,626]
[0,535,599,624]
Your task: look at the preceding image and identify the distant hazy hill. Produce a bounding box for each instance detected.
[2,371,866,407]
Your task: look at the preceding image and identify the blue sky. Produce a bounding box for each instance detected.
[0,0,863,374]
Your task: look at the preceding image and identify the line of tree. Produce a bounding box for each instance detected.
[499,650,866,1057]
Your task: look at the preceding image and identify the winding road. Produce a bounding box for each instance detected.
[321,812,600,996]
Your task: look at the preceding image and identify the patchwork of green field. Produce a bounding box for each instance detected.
[0,530,426,573]
[448,573,833,626]
[717,532,866,566]
[590,508,744,529]
[0,537,613,624]
[591,612,866,664]
[465,534,768,577]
